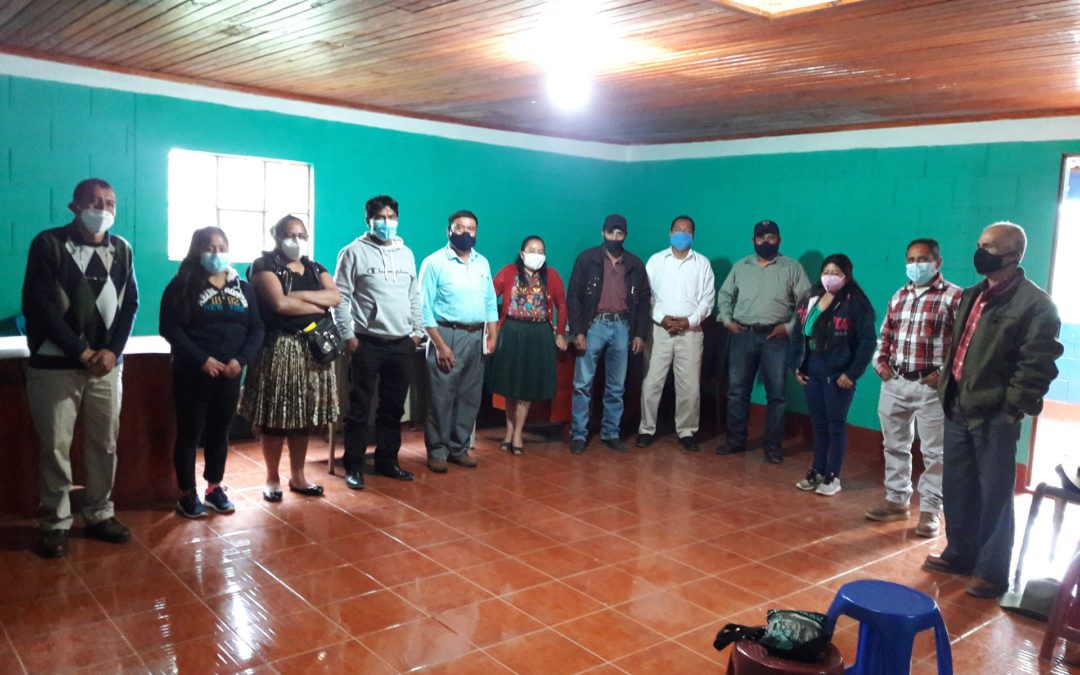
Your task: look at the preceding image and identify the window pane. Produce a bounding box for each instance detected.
[168,150,216,207]
[167,203,218,260]
[217,156,265,211]
[265,162,310,214]
[220,210,265,263]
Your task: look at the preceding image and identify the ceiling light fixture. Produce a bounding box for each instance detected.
[706,0,863,19]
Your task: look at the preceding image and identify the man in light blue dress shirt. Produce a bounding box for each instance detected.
[419,210,498,473]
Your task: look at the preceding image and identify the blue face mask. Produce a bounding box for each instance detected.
[905,261,937,285]
[200,251,230,274]
[371,218,398,241]
[670,231,693,251]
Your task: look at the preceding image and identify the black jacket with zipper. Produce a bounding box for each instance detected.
[566,245,651,340]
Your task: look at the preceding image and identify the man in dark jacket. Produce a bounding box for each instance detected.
[22,178,138,559]
[923,221,1062,599]
[567,214,650,454]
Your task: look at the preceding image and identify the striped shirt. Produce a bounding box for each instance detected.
[874,274,962,378]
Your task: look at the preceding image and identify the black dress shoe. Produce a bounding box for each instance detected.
[765,450,784,464]
[679,436,700,453]
[570,439,587,455]
[345,471,365,490]
[602,437,628,453]
[39,529,69,559]
[288,483,325,496]
[635,434,655,448]
[85,517,131,544]
[375,464,414,481]
[716,444,745,455]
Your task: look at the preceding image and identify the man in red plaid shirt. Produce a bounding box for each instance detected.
[866,239,962,538]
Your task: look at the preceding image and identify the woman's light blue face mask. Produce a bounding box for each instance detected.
[200,251,230,274]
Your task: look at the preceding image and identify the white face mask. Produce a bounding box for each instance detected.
[522,252,546,271]
[79,209,114,235]
[279,236,305,261]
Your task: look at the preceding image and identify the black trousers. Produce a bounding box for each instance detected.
[343,335,415,473]
[172,362,241,492]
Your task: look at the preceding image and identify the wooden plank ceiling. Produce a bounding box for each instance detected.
[2,0,1080,144]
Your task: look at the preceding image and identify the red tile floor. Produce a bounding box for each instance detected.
[1,430,1078,674]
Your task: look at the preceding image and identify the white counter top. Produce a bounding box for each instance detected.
[0,335,171,360]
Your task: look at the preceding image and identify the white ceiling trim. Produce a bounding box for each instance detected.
[3,53,1080,163]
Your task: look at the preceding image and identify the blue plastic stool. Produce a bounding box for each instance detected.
[826,580,952,675]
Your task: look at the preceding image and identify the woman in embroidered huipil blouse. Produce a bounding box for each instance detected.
[485,235,568,455]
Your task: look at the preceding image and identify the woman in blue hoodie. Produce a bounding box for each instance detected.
[789,253,876,497]
[161,227,264,518]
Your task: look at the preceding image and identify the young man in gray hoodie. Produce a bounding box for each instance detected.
[333,195,424,489]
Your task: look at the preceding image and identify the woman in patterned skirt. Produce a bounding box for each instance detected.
[485,235,568,455]
[240,215,340,501]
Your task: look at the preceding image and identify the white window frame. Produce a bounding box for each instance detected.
[167,148,314,262]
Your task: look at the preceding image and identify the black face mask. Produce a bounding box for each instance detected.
[449,231,476,252]
[603,238,624,255]
[973,247,1013,275]
[754,242,779,260]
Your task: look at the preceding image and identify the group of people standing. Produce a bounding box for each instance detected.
[21,178,1064,602]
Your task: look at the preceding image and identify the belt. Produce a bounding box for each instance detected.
[358,334,411,346]
[506,316,549,324]
[738,322,779,334]
[896,366,939,381]
[594,312,628,322]
[437,321,485,332]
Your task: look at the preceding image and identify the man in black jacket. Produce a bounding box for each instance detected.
[566,214,650,454]
[923,221,1062,599]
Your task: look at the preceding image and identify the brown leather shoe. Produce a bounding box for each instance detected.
[447,451,478,468]
[915,512,941,538]
[921,554,970,575]
[965,577,1007,599]
[864,500,910,522]
[427,457,448,473]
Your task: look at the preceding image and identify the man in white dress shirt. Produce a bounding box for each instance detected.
[636,216,716,452]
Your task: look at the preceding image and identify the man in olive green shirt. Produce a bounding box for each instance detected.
[716,220,810,463]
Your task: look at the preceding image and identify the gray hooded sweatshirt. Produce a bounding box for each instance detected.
[332,233,423,340]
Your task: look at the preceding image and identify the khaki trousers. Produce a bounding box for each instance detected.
[639,324,704,438]
[26,365,122,531]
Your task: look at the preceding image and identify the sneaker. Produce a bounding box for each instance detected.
[204,487,235,514]
[569,439,587,455]
[795,469,823,491]
[864,500,910,522]
[428,457,449,473]
[85,517,131,543]
[815,474,842,497]
[915,512,941,538]
[177,493,208,519]
[602,437,628,453]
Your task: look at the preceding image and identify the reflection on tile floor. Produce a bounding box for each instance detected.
[1,430,1078,673]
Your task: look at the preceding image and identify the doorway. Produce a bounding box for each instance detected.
[1029,155,1080,489]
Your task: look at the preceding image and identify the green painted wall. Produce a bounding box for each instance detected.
[624,142,1080,433]
[2,73,1076,442]
[0,74,627,339]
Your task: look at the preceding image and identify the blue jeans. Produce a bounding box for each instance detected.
[572,318,629,440]
[940,411,1020,587]
[803,351,855,477]
[726,330,789,451]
